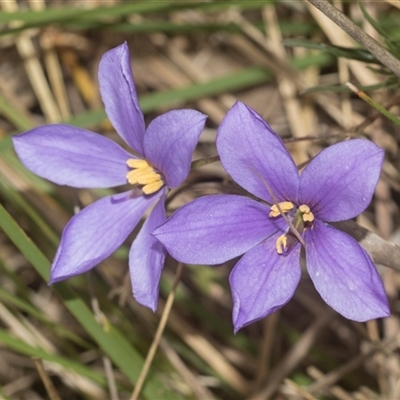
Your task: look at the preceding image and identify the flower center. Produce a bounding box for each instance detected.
[126,158,164,195]
[269,201,314,254]
[298,204,314,222]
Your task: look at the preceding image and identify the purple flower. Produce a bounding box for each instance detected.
[154,101,389,332]
[12,42,207,311]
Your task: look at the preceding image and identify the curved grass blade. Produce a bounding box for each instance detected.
[283,39,378,63]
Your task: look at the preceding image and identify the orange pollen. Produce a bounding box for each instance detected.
[126,158,164,195]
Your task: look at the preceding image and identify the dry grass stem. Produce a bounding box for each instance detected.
[32,358,62,400]
[130,263,184,400]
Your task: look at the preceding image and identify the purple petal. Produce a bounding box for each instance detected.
[129,191,167,311]
[305,220,390,321]
[50,190,161,283]
[13,125,133,188]
[299,139,384,222]
[153,195,285,265]
[144,110,207,188]
[217,102,300,203]
[230,237,301,333]
[98,42,146,155]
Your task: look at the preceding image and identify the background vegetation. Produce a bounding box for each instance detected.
[1,0,400,399]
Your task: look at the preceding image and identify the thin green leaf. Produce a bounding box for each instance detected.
[301,80,400,94]
[0,93,35,131]
[0,2,175,24]
[283,39,378,63]
[0,0,278,37]
[358,0,400,57]
[0,285,91,348]
[0,179,59,246]
[0,328,107,385]
[346,82,400,126]
[358,0,389,40]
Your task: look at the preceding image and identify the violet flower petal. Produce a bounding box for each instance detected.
[154,195,285,265]
[98,42,146,155]
[144,110,207,188]
[129,191,167,311]
[299,139,384,222]
[12,125,133,188]
[50,190,161,283]
[230,236,301,333]
[217,101,300,203]
[305,220,390,321]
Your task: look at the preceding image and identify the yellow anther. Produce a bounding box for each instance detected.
[269,201,294,217]
[126,158,164,194]
[303,213,314,222]
[127,159,149,169]
[142,180,164,195]
[126,168,151,184]
[298,204,310,213]
[128,168,161,184]
[275,234,288,255]
[138,172,162,185]
[299,204,315,222]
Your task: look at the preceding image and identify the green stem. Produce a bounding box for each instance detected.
[346,82,400,126]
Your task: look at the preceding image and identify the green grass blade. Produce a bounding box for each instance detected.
[0,93,35,131]
[283,39,378,63]
[0,328,107,385]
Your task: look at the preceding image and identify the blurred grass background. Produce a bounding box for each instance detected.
[1,0,400,399]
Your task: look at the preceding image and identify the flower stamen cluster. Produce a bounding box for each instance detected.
[126,158,164,195]
[269,201,315,255]
[298,204,314,222]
